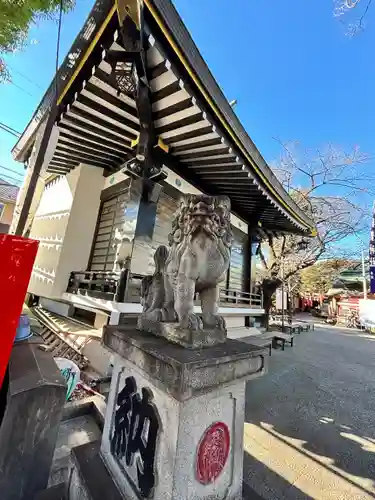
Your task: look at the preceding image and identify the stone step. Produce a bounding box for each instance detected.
[118,313,139,326]
[49,413,102,488]
[227,326,263,340]
[68,441,122,500]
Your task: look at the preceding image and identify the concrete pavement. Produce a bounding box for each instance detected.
[243,327,375,499]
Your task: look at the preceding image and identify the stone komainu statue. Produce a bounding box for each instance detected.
[140,194,233,335]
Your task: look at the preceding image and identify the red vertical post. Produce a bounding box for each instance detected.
[0,235,39,387]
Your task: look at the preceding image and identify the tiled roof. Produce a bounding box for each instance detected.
[10,0,314,235]
[0,179,19,203]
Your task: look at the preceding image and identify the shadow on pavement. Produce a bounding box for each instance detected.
[242,451,314,500]
[243,327,375,499]
[245,383,375,491]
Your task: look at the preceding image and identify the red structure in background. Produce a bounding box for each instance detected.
[0,235,38,387]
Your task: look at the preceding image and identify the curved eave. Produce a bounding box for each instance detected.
[12,0,314,235]
[145,0,313,233]
[11,0,116,162]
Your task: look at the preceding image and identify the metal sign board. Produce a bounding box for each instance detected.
[276,288,287,310]
[370,203,375,294]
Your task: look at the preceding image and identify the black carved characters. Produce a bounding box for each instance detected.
[111,376,159,498]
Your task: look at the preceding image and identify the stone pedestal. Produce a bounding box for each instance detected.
[100,326,268,500]
[137,316,226,349]
[0,338,66,500]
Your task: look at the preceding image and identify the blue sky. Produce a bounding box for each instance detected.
[174,0,375,158]
[0,0,374,243]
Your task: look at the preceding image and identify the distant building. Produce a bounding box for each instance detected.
[332,261,369,292]
[0,179,19,233]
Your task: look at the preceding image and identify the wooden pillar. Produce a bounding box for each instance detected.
[14,109,58,236]
[244,226,253,327]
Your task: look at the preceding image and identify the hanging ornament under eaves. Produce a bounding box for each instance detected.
[111,59,137,95]
[116,0,142,33]
[110,0,143,96]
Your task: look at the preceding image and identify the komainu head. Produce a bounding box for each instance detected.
[168,194,233,247]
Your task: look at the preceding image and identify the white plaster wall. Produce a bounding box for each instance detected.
[102,170,128,190]
[54,165,104,295]
[28,164,104,299]
[225,316,246,328]
[28,173,76,297]
[40,297,74,317]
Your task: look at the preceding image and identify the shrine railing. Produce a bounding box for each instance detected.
[219,289,263,308]
[67,270,146,303]
[67,271,120,301]
[67,271,263,309]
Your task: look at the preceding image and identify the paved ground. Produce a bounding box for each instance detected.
[243,327,375,500]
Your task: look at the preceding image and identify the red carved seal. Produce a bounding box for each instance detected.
[196,422,230,484]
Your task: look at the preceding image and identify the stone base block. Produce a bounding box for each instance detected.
[137,316,226,349]
[67,441,256,500]
[100,327,268,500]
[68,441,122,500]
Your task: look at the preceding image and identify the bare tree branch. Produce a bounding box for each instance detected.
[345,0,361,7]
[258,247,268,271]
[257,141,373,318]
[267,234,277,261]
[334,0,373,35]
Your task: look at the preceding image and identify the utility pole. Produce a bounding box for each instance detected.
[281,257,285,332]
[362,249,367,300]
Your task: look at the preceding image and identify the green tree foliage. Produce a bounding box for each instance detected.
[299,259,354,295]
[0,0,75,81]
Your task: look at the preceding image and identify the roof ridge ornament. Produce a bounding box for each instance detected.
[116,0,142,30]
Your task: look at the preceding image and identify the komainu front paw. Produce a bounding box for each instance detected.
[160,307,178,322]
[202,313,226,331]
[179,313,203,330]
[144,309,163,322]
